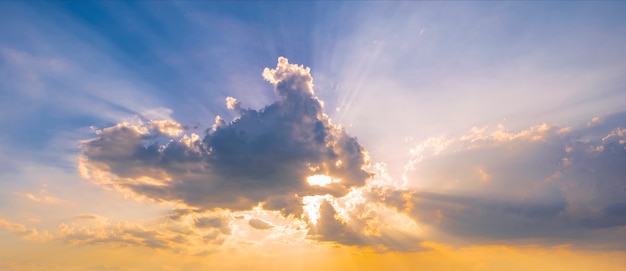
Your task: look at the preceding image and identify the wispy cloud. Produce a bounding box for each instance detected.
[14,192,62,204]
[0,219,52,242]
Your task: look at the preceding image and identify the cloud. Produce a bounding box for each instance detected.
[588,117,603,127]
[13,185,63,204]
[193,215,232,235]
[77,57,386,249]
[306,185,423,252]
[74,214,105,220]
[79,57,372,216]
[0,208,234,255]
[14,192,62,204]
[76,57,626,251]
[248,218,274,230]
[403,119,626,247]
[0,218,51,241]
[308,201,364,246]
[57,221,175,249]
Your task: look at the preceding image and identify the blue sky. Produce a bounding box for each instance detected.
[1,2,626,270]
[3,2,626,172]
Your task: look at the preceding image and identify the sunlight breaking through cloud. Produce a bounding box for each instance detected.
[76,57,424,252]
[72,57,626,252]
[306,175,341,187]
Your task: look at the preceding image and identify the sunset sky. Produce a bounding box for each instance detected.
[1,2,626,270]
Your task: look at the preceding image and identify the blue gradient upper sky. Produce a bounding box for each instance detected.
[1,2,626,270]
[2,2,625,175]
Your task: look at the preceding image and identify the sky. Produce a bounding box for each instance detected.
[1,1,626,270]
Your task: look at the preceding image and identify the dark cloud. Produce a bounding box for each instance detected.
[308,201,364,246]
[161,209,232,248]
[78,57,379,250]
[80,57,371,216]
[248,218,273,230]
[194,216,231,234]
[403,121,626,247]
[262,195,305,218]
[77,57,626,251]
[410,191,572,240]
[308,198,423,252]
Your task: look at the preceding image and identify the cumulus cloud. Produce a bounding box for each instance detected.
[75,57,626,251]
[76,57,392,250]
[403,119,626,246]
[80,57,371,216]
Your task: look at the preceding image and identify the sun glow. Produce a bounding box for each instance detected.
[306,175,341,187]
[302,195,331,225]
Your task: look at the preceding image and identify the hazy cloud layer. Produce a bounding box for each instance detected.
[0,218,51,242]
[1,210,232,255]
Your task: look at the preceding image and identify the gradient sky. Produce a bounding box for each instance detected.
[1,2,626,271]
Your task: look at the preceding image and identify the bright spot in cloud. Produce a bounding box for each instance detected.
[302,195,331,225]
[306,175,340,187]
